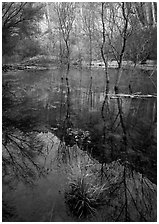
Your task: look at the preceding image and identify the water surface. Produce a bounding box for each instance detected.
[2,66,157,221]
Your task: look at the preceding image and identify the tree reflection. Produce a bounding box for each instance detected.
[2,81,45,188]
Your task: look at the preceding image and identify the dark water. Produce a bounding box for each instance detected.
[3,67,156,129]
[2,67,157,221]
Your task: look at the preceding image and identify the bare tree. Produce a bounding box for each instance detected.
[81,3,97,109]
[102,3,132,150]
[82,3,95,69]
[100,3,110,122]
[55,2,76,73]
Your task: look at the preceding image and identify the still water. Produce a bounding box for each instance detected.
[3,67,157,221]
[3,67,156,129]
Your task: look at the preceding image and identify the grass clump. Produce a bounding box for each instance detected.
[65,162,107,220]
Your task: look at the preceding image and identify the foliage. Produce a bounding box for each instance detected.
[2,2,44,57]
[64,128,91,149]
[2,2,157,64]
[14,38,42,60]
[124,26,157,64]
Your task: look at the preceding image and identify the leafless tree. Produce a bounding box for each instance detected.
[55,2,76,74]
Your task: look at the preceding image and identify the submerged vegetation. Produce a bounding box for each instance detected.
[57,140,156,221]
[2,66,157,221]
[65,173,104,219]
[2,1,157,222]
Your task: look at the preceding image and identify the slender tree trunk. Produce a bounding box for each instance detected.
[65,39,70,77]
[101,3,110,112]
[46,2,53,55]
[101,2,110,143]
[114,3,129,150]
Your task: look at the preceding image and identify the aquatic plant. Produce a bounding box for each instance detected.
[64,128,91,150]
[65,162,107,219]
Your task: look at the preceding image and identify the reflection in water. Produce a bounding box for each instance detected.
[3,67,157,167]
[65,77,72,128]
[2,67,157,221]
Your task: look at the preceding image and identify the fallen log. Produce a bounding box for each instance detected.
[109,93,157,99]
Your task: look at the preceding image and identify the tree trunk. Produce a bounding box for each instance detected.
[114,3,129,150]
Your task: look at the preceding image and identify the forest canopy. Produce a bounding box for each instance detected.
[2,2,157,64]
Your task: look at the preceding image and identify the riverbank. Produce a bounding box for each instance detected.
[2,55,157,73]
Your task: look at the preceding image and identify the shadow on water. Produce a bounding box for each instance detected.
[2,67,157,221]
